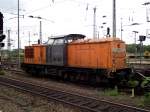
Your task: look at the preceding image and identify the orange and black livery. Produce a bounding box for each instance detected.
[22,34,131,85]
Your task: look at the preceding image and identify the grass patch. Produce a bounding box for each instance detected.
[141,77,150,88]
[0,69,5,75]
[106,89,118,96]
[103,86,119,96]
[137,98,145,108]
[143,93,150,106]
[137,93,150,108]
[128,80,139,88]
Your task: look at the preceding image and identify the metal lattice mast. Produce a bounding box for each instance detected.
[112,0,116,38]
[7,30,11,59]
[18,0,20,68]
[93,7,96,39]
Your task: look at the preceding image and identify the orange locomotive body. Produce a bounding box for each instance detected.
[67,38,126,71]
[22,34,130,84]
[24,45,46,64]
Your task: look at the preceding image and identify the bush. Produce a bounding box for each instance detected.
[141,77,150,88]
[105,86,119,96]
[144,93,150,106]
[108,90,118,96]
[0,70,5,75]
[128,80,139,88]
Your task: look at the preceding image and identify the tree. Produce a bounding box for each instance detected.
[126,44,150,53]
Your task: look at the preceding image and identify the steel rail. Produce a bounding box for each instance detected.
[0,76,149,112]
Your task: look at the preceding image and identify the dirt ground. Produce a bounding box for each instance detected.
[2,70,150,111]
[0,85,80,112]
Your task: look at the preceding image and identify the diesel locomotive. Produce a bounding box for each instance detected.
[21,34,134,86]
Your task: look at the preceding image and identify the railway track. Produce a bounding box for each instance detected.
[135,68,150,76]
[5,68,150,93]
[0,75,149,112]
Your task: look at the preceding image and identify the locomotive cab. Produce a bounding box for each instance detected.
[46,34,85,66]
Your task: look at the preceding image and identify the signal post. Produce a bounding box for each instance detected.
[0,12,5,67]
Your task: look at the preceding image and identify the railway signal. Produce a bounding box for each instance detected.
[0,12,5,67]
[139,35,146,64]
[0,34,5,66]
[0,34,5,47]
[0,12,3,35]
[139,35,146,41]
[0,12,5,48]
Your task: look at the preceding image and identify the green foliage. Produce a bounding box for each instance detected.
[1,49,24,61]
[137,93,150,107]
[9,49,24,57]
[143,93,150,106]
[0,70,5,75]
[104,86,119,96]
[126,44,150,53]
[144,45,150,52]
[107,90,118,96]
[141,77,150,88]
[126,44,136,53]
[128,80,139,88]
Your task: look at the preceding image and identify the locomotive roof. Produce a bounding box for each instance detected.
[50,34,85,40]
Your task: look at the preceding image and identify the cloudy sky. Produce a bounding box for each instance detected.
[0,0,150,48]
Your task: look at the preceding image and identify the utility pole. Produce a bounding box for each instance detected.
[39,21,42,44]
[132,31,139,60]
[112,0,116,38]
[28,16,42,44]
[93,7,96,39]
[28,31,31,46]
[18,0,20,68]
[7,30,11,60]
[139,35,146,65]
[142,2,150,22]
[121,18,123,40]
